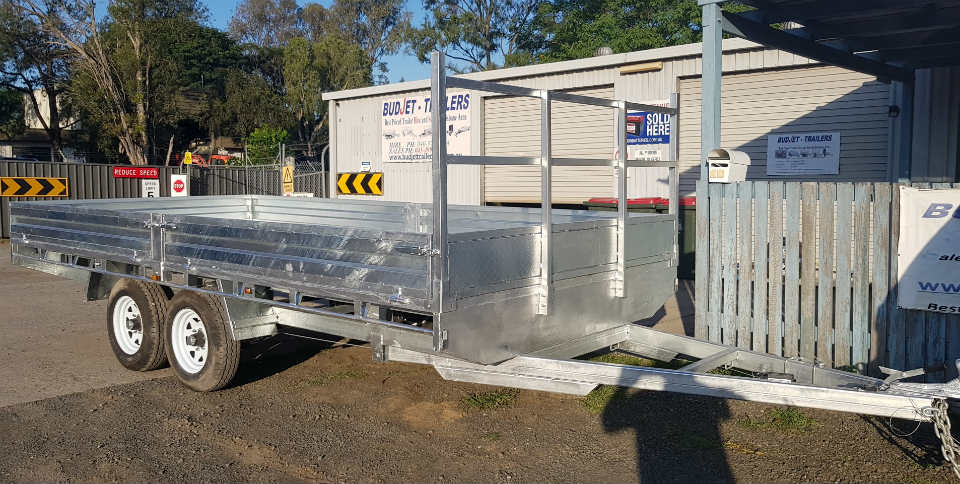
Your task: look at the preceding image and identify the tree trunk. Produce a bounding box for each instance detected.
[164,134,175,166]
[45,85,63,163]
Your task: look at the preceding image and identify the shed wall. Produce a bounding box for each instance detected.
[678,66,891,195]
[911,66,960,182]
[329,42,896,205]
[483,85,615,203]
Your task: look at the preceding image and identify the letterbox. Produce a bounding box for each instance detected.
[707,148,751,183]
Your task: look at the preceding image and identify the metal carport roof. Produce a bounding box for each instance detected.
[698,0,960,180]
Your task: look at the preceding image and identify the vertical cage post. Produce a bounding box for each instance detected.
[538,90,553,315]
[669,93,680,267]
[614,101,628,298]
[430,52,450,316]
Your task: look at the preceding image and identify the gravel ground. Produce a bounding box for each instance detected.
[0,240,957,483]
[0,335,956,483]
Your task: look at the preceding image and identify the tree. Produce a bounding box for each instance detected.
[302,0,408,82]
[0,88,25,140]
[242,124,287,165]
[147,23,247,164]
[228,0,302,48]
[22,0,206,165]
[283,36,371,151]
[518,0,748,62]
[0,0,72,161]
[408,0,539,72]
[211,68,287,144]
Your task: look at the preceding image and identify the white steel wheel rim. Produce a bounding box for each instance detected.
[171,308,209,374]
[112,295,143,355]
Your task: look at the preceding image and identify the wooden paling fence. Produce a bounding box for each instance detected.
[695,180,960,381]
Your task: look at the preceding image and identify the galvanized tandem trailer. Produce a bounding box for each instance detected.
[8,54,960,443]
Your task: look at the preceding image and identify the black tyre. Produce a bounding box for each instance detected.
[164,291,240,392]
[106,279,171,371]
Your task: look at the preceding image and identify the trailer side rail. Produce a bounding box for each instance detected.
[430,52,680,317]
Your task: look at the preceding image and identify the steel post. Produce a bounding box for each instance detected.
[669,92,680,266]
[538,90,553,315]
[701,2,723,180]
[430,52,451,322]
[614,101,627,298]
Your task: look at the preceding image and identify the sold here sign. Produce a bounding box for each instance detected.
[112,167,159,179]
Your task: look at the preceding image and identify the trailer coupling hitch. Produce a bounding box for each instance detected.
[879,360,956,385]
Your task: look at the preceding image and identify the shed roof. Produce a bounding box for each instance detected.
[322,38,763,101]
[707,0,960,81]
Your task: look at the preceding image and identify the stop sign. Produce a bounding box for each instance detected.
[173,179,185,193]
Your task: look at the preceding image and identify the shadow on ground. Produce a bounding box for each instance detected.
[601,388,733,483]
[231,332,360,388]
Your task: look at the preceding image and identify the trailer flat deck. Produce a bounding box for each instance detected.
[10,195,675,363]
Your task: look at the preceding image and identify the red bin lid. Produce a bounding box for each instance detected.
[586,197,665,205]
[655,197,697,206]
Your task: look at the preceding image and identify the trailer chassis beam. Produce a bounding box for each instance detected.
[389,324,949,421]
[11,247,954,422]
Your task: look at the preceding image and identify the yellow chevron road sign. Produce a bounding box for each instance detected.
[337,172,383,195]
[1,177,69,197]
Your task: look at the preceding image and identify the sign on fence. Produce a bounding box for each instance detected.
[281,164,294,195]
[171,174,189,197]
[141,179,159,198]
[113,167,159,179]
[898,186,960,313]
[1,176,68,197]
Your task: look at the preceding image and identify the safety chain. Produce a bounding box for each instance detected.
[930,399,960,480]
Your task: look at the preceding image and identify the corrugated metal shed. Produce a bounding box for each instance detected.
[324,38,891,204]
[911,66,960,182]
[678,65,892,195]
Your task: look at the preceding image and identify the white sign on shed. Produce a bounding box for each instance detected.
[766,132,841,175]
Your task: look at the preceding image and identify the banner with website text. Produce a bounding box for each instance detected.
[898,186,960,313]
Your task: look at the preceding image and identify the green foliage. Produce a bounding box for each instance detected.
[738,407,819,432]
[0,0,72,159]
[212,70,287,141]
[461,389,519,410]
[243,124,288,164]
[409,0,539,72]
[229,0,302,47]
[0,89,24,140]
[516,0,754,62]
[520,0,703,62]
[283,36,371,145]
[304,0,408,81]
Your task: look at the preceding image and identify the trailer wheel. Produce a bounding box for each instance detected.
[106,279,171,371]
[164,291,240,392]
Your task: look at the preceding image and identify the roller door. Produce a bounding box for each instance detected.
[483,85,615,203]
[678,65,890,195]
